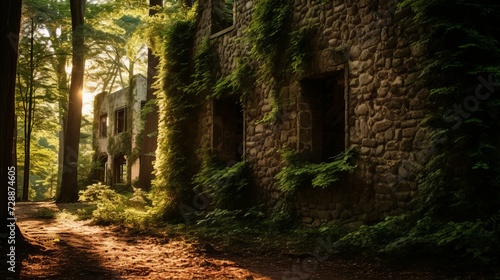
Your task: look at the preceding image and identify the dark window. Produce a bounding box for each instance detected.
[99,114,107,138]
[213,97,243,163]
[115,108,127,134]
[301,71,346,162]
[211,0,234,34]
[114,154,127,184]
[96,155,107,183]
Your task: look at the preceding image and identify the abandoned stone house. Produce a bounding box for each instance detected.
[92,74,150,188]
[184,0,430,226]
[92,0,431,226]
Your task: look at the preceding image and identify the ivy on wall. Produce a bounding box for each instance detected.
[333,0,500,267]
[149,4,198,221]
[275,148,356,195]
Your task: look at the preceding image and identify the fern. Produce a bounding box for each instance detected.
[276,148,356,194]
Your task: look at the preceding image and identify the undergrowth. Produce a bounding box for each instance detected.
[276,148,357,194]
[79,183,150,226]
[193,159,249,210]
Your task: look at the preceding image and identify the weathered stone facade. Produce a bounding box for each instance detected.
[92,75,147,189]
[195,0,431,226]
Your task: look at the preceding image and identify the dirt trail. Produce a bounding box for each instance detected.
[12,202,475,279]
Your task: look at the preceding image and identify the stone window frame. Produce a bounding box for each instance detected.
[297,67,349,162]
[209,0,236,39]
[114,106,127,135]
[99,113,108,138]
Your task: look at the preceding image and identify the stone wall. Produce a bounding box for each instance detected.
[192,0,431,225]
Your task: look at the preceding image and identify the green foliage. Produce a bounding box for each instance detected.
[188,37,217,96]
[275,148,357,194]
[129,186,150,208]
[265,197,297,231]
[333,215,409,255]
[333,1,500,268]
[79,183,148,226]
[289,26,315,76]
[213,57,255,99]
[193,160,248,210]
[149,4,198,221]
[33,207,57,219]
[333,214,500,267]
[246,0,316,123]
[79,182,120,202]
[248,0,292,77]
[400,0,500,221]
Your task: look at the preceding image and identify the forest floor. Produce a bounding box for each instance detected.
[7,202,488,279]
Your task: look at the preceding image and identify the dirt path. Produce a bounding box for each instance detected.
[12,202,478,279]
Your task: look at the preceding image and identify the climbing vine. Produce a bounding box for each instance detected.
[149,4,199,221]
[334,0,500,267]
[275,148,356,195]
[247,0,316,123]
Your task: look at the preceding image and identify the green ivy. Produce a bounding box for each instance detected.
[248,0,292,78]
[187,37,217,96]
[247,1,316,123]
[193,159,249,210]
[275,148,357,194]
[335,0,500,268]
[149,4,199,222]
[400,0,500,221]
[213,57,255,100]
[289,26,315,77]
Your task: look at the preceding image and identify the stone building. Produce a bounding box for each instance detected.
[185,0,431,226]
[92,74,148,189]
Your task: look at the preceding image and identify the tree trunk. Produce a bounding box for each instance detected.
[22,18,35,202]
[138,0,162,190]
[57,0,86,203]
[1,0,38,276]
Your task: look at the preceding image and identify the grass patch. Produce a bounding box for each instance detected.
[33,207,57,219]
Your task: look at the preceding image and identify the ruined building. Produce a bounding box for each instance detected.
[92,75,149,189]
[183,0,430,226]
[93,0,431,226]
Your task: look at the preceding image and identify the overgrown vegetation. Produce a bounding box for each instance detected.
[213,57,255,99]
[276,148,356,194]
[193,160,249,210]
[148,4,199,222]
[332,0,500,270]
[246,0,316,123]
[79,183,149,226]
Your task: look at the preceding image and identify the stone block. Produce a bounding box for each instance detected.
[374,120,393,132]
[385,141,398,151]
[255,123,265,133]
[393,48,411,59]
[402,127,419,138]
[362,138,377,148]
[359,73,374,86]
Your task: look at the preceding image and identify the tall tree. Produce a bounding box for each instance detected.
[1,0,22,227]
[57,0,86,203]
[0,2,33,276]
[138,0,162,190]
[20,18,35,201]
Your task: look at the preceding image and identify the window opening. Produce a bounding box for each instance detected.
[115,107,127,134]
